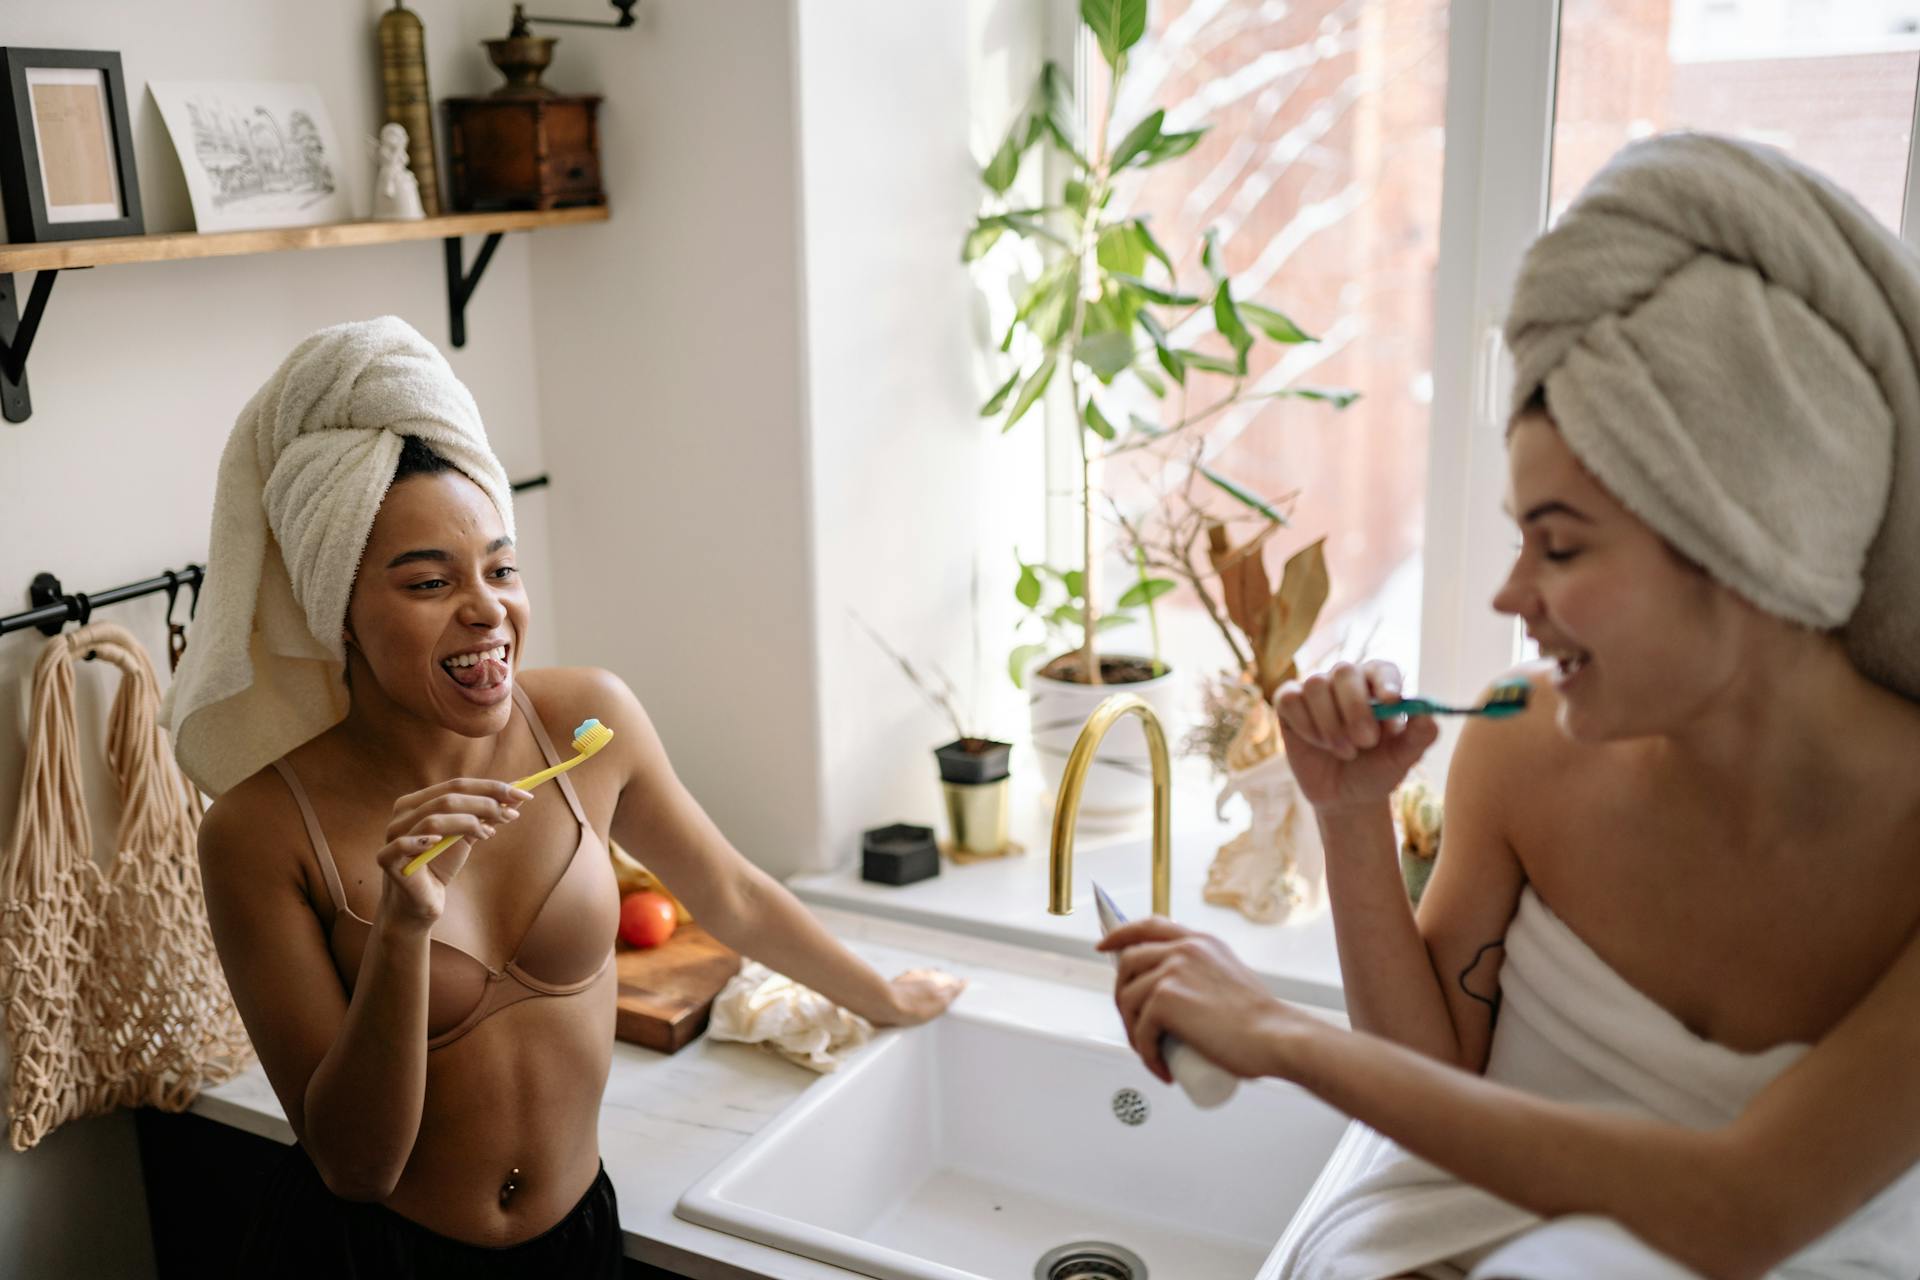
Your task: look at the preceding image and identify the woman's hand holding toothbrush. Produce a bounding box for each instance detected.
[374,778,533,930]
[1274,660,1438,815]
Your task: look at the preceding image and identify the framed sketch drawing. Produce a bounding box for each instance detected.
[0,47,143,242]
[149,81,352,232]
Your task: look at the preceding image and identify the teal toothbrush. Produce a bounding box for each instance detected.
[1371,677,1531,720]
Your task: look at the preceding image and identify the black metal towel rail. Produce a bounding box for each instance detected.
[1,472,551,639]
[1,565,204,639]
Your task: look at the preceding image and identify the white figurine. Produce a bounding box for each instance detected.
[371,122,425,221]
[1203,698,1327,925]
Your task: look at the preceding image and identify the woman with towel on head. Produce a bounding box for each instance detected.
[1099,134,1920,1279]
[165,315,962,1277]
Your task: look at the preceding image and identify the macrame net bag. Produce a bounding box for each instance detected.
[0,622,253,1152]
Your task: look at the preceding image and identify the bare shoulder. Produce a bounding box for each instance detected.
[514,666,661,789]
[1453,661,1582,781]
[1859,682,1920,809]
[196,764,319,928]
[1444,662,1596,856]
[514,665,646,738]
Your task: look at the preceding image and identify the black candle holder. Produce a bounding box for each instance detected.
[860,823,939,887]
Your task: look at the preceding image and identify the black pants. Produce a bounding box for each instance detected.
[237,1142,623,1279]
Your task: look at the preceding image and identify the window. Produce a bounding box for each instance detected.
[1032,0,1920,756]
[1058,0,1452,704]
[1553,0,1920,231]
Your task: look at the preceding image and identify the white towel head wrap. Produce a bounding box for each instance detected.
[161,315,515,796]
[1504,132,1920,703]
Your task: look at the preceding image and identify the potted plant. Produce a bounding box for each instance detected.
[857,618,1016,861]
[967,0,1358,820]
[1007,549,1178,823]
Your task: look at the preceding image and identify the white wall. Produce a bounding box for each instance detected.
[793,0,1046,869]
[524,1,827,876]
[526,0,1044,879]
[0,3,558,1273]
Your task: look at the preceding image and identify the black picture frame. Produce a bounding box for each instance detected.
[0,47,143,243]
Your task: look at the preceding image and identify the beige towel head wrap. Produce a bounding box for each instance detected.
[1504,132,1920,702]
[161,315,515,796]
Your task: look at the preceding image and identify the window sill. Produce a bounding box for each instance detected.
[788,750,1347,1012]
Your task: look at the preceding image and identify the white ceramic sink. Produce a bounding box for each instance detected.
[676,1010,1349,1279]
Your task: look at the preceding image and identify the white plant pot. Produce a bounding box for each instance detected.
[1027,659,1181,828]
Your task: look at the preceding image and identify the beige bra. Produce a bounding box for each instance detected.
[270,682,616,1049]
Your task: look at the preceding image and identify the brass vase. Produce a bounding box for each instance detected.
[377,0,442,216]
[934,739,1017,862]
[942,777,1013,861]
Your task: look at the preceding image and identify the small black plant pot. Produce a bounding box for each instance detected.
[860,822,939,886]
[933,738,1011,785]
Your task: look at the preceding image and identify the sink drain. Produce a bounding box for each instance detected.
[1034,1240,1148,1280]
[1111,1088,1149,1126]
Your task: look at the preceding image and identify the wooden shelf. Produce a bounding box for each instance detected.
[0,203,609,423]
[0,204,607,273]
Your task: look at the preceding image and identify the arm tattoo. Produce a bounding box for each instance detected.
[1457,939,1505,1017]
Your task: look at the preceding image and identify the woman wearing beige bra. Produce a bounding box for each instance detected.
[167,318,961,1278]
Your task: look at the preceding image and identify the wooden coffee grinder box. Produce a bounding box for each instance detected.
[443,94,604,211]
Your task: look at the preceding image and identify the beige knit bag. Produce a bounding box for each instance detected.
[0,623,253,1152]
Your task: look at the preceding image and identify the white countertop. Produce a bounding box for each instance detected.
[191,906,1208,1280]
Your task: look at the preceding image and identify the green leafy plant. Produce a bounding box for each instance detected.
[1006,553,1172,690]
[967,0,1358,689]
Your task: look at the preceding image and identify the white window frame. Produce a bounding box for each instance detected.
[1418,0,1560,710]
[1904,60,1920,246]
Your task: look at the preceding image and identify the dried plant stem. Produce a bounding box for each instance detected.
[852,613,971,743]
[1108,378,1247,457]
[1112,498,1251,673]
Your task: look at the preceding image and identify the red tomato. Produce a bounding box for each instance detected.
[619,891,678,948]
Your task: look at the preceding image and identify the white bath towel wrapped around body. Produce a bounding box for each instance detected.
[1268,888,1920,1280]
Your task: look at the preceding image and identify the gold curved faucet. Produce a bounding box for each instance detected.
[1047,693,1173,918]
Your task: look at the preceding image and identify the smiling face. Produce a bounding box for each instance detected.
[1492,410,1756,742]
[343,468,527,735]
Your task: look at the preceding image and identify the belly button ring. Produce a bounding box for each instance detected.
[499,1167,521,1207]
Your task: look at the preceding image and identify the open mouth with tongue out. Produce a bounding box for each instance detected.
[440,642,512,702]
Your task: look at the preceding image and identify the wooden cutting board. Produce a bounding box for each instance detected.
[613,924,742,1054]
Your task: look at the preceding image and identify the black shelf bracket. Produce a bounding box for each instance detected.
[444,232,504,349]
[1,270,60,424]
[525,0,638,28]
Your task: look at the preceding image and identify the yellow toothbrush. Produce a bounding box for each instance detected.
[403,718,615,877]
